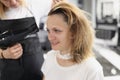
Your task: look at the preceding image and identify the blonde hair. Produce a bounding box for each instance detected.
[48,2,95,63]
[0,0,25,18]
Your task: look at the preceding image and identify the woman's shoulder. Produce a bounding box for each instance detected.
[80,57,104,79]
[80,57,103,72]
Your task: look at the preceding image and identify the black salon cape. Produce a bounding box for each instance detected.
[0,17,44,80]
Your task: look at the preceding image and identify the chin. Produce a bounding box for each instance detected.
[52,48,58,50]
[52,47,59,51]
[11,5,19,8]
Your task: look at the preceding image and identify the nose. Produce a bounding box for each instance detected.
[48,32,56,41]
[10,0,18,7]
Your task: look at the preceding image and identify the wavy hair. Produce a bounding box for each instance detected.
[48,2,95,63]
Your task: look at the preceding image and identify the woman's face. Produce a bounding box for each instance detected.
[0,0,21,8]
[46,14,72,53]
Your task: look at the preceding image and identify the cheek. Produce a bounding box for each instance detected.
[3,3,10,7]
[61,35,69,44]
[63,35,72,45]
[47,33,57,41]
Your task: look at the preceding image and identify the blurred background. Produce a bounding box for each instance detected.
[37,0,120,80]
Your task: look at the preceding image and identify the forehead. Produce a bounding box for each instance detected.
[47,14,68,28]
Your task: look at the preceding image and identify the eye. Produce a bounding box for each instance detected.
[53,29,62,33]
[46,28,50,33]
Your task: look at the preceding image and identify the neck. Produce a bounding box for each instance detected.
[60,50,70,55]
[56,50,73,60]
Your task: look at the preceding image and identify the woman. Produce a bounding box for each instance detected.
[0,0,52,80]
[42,2,104,80]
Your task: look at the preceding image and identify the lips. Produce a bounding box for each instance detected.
[51,42,59,45]
[50,41,60,47]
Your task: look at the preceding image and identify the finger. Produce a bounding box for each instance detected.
[11,43,22,49]
[12,49,23,59]
[10,44,22,53]
[53,0,59,4]
[12,47,22,53]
